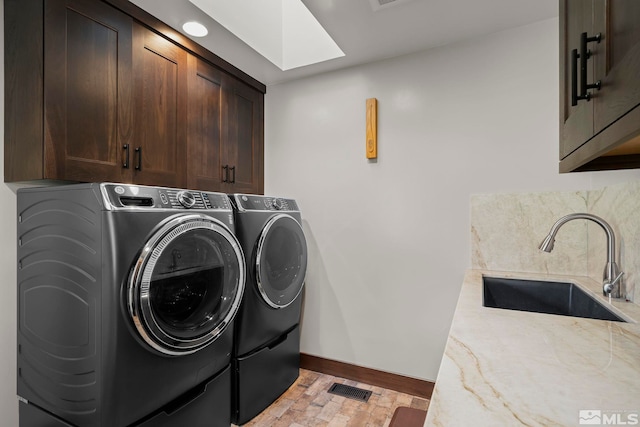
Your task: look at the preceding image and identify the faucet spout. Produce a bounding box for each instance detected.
[539,213,624,299]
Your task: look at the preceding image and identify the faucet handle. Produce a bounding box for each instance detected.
[603,271,624,296]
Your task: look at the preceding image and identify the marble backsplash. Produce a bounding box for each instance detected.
[471,180,640,302]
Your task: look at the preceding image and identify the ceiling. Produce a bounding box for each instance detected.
[130,0,558,86]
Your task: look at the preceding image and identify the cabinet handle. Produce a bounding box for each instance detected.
[573,32,602,105]
[123,144,130,168]
[229,166,236,184]
[222,165,229,183]
[135,147,142,171]
[571,49,582,106]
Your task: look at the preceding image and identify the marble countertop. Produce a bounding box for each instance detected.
[424,270,640,427]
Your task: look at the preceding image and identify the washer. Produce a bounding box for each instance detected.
[16,183,245,427]
[230,194,308,425]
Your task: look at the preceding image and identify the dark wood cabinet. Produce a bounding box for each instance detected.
[5,0,265,193]
[592,1,640,134]
[560,0,594,160]
[5,0,133,183]
[187,56,225,192]
[560,0,640,172]
[45,0,134,183]
[223,76,264,194]
[187,57,264,194]
[132,22,187,188]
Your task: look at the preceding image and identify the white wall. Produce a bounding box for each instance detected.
[264,17,640,382]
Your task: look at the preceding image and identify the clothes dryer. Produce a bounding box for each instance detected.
[17,183,245,427]
[230,194,308,425]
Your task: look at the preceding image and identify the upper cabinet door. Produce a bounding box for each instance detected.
[5,0,265,191]
[559,0,595,159]
[186,58,265,194]
[132,23,187,188]
[559,0,640,172]
[186,56,224,191]
[224,77,264,195]
[593,0,640,134]
[44,0,133,182]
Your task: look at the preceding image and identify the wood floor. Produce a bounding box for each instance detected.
[235,369,430,427]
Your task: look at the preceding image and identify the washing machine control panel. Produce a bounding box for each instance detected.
[233,194,299,212]
[101,183,232,211]
[268,198,284,210]
[175,191,195,208]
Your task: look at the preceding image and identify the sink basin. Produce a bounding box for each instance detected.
[482,277,625,322]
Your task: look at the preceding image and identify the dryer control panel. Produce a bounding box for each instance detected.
[232,194,299,212]
[100,183,232,211]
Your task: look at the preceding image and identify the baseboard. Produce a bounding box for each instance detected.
[299,353,434,399]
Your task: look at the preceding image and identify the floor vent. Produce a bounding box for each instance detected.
[327,383,372,402]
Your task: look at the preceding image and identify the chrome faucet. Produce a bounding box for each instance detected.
[539,213,624,299]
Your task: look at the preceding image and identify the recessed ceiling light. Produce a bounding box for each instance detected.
[182,21,208,37]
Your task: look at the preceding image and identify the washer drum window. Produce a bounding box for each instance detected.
[128,214,245,356]
[256,214,308,308]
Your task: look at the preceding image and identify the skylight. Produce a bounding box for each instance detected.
[188,0,345,71]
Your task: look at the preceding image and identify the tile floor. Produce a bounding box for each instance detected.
[235,369,430,427]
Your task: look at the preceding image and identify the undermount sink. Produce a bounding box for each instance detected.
[482,277,626,322]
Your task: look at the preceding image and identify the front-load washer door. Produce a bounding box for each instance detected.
[255,214,308,308]
[128,214,245,356]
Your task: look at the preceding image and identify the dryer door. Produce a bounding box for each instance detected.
[255,214,308,308]
[128,214,245,355]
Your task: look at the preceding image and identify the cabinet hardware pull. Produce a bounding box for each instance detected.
[123,144,130,168]
[229,166,236,184]
[222,165,229,183]
[134,147,142,171]
[573,32,601,105]
[571,49,583,106]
